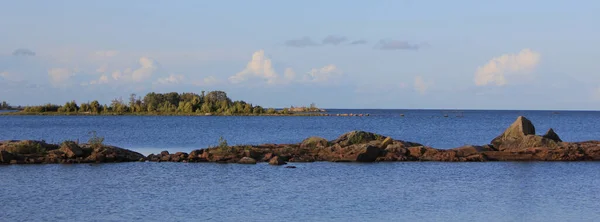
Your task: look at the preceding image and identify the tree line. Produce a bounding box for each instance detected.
[1,101,11,110]
[21,91,292,115]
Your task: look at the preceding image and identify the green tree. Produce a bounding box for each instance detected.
[90,100,100,114]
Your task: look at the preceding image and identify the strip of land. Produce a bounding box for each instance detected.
[1,91,327,116]
[1,116,600,165]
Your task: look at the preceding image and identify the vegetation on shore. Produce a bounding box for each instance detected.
[6,91,324,116]
[0,101,21,110]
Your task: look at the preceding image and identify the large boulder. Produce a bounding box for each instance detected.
[491,116,559,151]
[238,157,257,164]
[356,145,382,162]
[59,141,84,158]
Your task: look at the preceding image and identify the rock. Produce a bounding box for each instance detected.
[356,145,382,162]
[160,151,170,156]
[491,116,558,151]
[0,150,14,163]
[189,149,203,159]
[300,137,329,148]
[59,141,84,158]
[285,166,297,168]
[171,152,188,162]
[85,145,145,163]
[543,128,562,142]
[380,137,393,148]
[408,146,427,158]
[238,157,257,164]
[450,145,495,157]
[333,131,382,146]
[269,156,287,165]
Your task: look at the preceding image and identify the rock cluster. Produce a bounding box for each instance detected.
[0,140,144,164]
[2,116,600,165]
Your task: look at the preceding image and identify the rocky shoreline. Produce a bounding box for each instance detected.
[2,116,600,165]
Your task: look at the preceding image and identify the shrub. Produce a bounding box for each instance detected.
[88,131,104,149]
[218,136,230,153]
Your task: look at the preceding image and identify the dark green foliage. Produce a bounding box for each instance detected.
[9,141,46,154]
[23,103,60,112]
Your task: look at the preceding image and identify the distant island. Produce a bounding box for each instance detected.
[1,91,327,116]
[288,103,326,112]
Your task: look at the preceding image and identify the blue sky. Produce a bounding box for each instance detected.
[1,0,599,109]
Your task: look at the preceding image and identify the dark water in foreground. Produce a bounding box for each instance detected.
[2,162,600,221]
[1,110,600,221]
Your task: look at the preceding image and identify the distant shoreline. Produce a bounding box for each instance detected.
[0,111,331,117]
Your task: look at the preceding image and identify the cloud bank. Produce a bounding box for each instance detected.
[12,48,36,56]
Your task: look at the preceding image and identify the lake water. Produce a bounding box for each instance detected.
[1,110,600,221]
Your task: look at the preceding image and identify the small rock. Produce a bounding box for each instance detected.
[238,157,257,164]
[269,156,287,165]
[543,128,562,142]
[285,166,297,168]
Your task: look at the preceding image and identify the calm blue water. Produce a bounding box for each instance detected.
[1,109,599,155]
[1,110,600,221]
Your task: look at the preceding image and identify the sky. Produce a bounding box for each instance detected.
[1,0,599,110]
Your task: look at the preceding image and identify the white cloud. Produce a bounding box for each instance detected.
[48,68,76,87]
[229,50,342,85]
[156,74,185,85]
[414,76,432,94]
[94,50,119,58]
[284,68,296,81]
[474,48,541,86]
[131,57,158,82]
[303,64,342,83]
[229,50,279,84]
[192,76,220,86]
[89,75,109,85]
[96,64,108,73]
[111,70,123,80]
